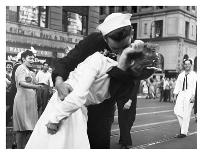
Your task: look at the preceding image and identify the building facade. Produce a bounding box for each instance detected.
[99,6,197,77]
[6,6,100,68]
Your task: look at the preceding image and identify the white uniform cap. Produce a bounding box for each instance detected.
[30,46,37,56]
[16,51,24,61]
[97,13,132,36]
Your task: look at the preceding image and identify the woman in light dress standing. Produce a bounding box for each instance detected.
[13,50,42,148]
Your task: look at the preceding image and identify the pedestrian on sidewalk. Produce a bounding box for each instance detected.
[13,50,42,148]
[6,61,13,126]
[159,75,164,102]
[174,58,197,138]
[36,62,53,117]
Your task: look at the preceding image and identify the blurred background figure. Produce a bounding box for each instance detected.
[141,79,148,97]
[193,57,197,122]
[170,78,176,103]
[148,78,155,99]
[6,61,13,126]
[163,77,170,102]
[152,75,158,98]
[159,75,164,102]
[35,62,53,117]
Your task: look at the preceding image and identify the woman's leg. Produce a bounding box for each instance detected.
[15,131,23,149]
[22,131,32,148]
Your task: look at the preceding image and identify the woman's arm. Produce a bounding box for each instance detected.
[19,81,40,89]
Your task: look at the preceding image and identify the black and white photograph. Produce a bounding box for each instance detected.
[1,0,201,152]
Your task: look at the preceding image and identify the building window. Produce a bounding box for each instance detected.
[185,21,189,39]
[39,6,48,28]
[109,6,115,13]
[192,6,196,11]
[100,6,105,15]
[132,23,137,39]
[142,6,150,8]
[6,6,18,22]
[62,11,87,35]
[156,6,164,9]
[144,23,147,35]
[131,6,137,13]
[121,6,127,12]
[154,20,163,38]
[186,6,190,11]
[18,6,48,28]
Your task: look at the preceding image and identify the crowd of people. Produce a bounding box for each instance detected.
[141,76,177,103]
[5,12,197,149]
[6,55,54,148]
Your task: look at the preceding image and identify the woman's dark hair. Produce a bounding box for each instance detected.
[104,25,132,42]
[6,61,13,67]
[21,50,35,61]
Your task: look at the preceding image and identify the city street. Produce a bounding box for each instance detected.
[110,97,197,149]
[6,97,197,149]
[5,6,197,150]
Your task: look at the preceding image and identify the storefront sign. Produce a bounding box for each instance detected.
[6,46,53,57]
[57,52,66,58]
[7,54,47,64]
[6,22,83,44]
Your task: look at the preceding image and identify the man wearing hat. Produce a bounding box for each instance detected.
[174,58,197,138]
[51,13,152,148]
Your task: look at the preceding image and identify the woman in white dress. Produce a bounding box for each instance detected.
[25,41,144,149]
[13,50,42,148]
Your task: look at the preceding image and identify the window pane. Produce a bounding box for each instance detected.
[132,6,137,13]
[100,6,105,15]
[132,23,137,39]
[155,20,163,37]
[19,6,39,26]
[63,11,87,35]
[82,16,87,35]
[185,21,189,39]
[67,12,82,34]
[6,6,18,22]
[109,6,114,13]
[39,6,47,28]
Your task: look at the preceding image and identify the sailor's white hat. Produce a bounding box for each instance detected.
[97,13,132,36]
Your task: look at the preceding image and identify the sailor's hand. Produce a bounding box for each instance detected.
[55,76,73,100]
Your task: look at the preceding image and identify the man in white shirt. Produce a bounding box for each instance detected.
[36,62,53,116]
[174,58,197,138]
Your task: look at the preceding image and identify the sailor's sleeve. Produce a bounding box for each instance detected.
[48,53,102,123]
